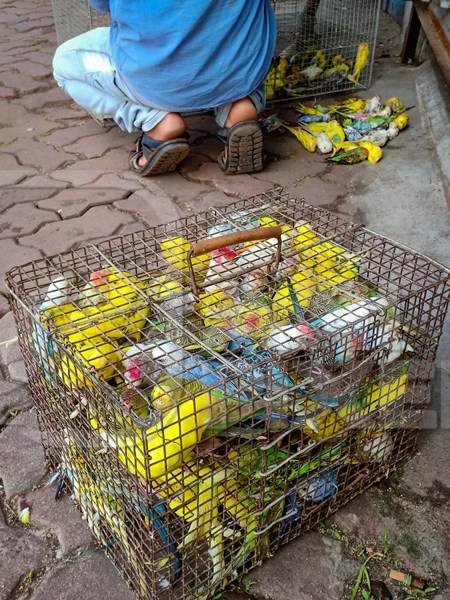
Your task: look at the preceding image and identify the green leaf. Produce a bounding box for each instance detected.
[352,564,366,600]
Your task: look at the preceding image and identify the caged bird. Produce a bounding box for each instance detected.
[39,275,71,311]
[239,268,269,296]
[43,299,149,345]
[34,276,72,380]
[196,290,236,328]
[91,390,215,480]
[77,266,147,309]
[264,322,317,356]
[233,300,272,340]
[203,246,240,293]
[347,42,369,85]
[149,276,196,320]
[310,297,411,366]
[160,236,209,280]
[57,334,122,389]
[272,269,317,322]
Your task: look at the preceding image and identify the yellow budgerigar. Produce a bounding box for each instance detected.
[78,266,147,309]
[393,112,409,130]
[305,120,346,147]
[62,433,149,596]
[160,236,209,280]
[337,374,408,425]
[43,296,149,344]
[348,42,369,84]
[292,221,321,252]
[298,240,359,292]
[116,392,213,480]
[358,141,383,164]
[283,124,317,152]
[57,335,121,389]
[196,290,235,328]
[272,268,316,320]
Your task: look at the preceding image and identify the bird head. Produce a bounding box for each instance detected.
[213,246,239,265]
[90,269,109,287]
[124,357,145,384]
[296,323,316,337]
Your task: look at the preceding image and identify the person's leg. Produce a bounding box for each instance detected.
[53,28,189,175]
[215,86,265,175]
[224,98,258,128]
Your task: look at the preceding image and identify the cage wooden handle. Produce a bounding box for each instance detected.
[190,226,282,258]
[187,226,283,296]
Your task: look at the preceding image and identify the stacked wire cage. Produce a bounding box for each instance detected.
[51,0,381,100]
[7,190,449,600]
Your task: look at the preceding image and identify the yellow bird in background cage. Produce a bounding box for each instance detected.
[266,65,277,100]
[348,42,369,85]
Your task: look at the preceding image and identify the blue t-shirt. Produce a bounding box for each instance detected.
[90,0,276,111]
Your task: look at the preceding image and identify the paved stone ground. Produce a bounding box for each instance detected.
[0,2,449,600]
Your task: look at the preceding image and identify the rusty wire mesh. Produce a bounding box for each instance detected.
[51,0,381,101]
[7,189,449,600]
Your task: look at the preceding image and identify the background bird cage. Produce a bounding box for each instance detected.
[7,190,449,600]
[51,0,381,100]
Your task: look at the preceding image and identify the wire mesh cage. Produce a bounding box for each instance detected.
[51,0,381,101]
[268,0,381,99]
[7,189,449,600]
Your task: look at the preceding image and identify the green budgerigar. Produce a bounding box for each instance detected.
[327,146,368,165]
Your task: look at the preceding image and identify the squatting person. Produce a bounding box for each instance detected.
[52,0,276,177]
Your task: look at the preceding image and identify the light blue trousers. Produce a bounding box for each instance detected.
[53,27,266,133]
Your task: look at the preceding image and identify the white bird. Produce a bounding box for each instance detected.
[312,296,389,333]
[265,323,317,355]
[364,96,383,115]
[387,123,400,140]
[361,431,393,462]
[39,276,70,311]
[316,132,333,154]
[361,129,389,147]
[239,269,268,296]
[312,297,411,365]
[159,290,196,320]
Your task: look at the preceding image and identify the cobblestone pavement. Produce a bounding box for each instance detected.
[1,1,449,599]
